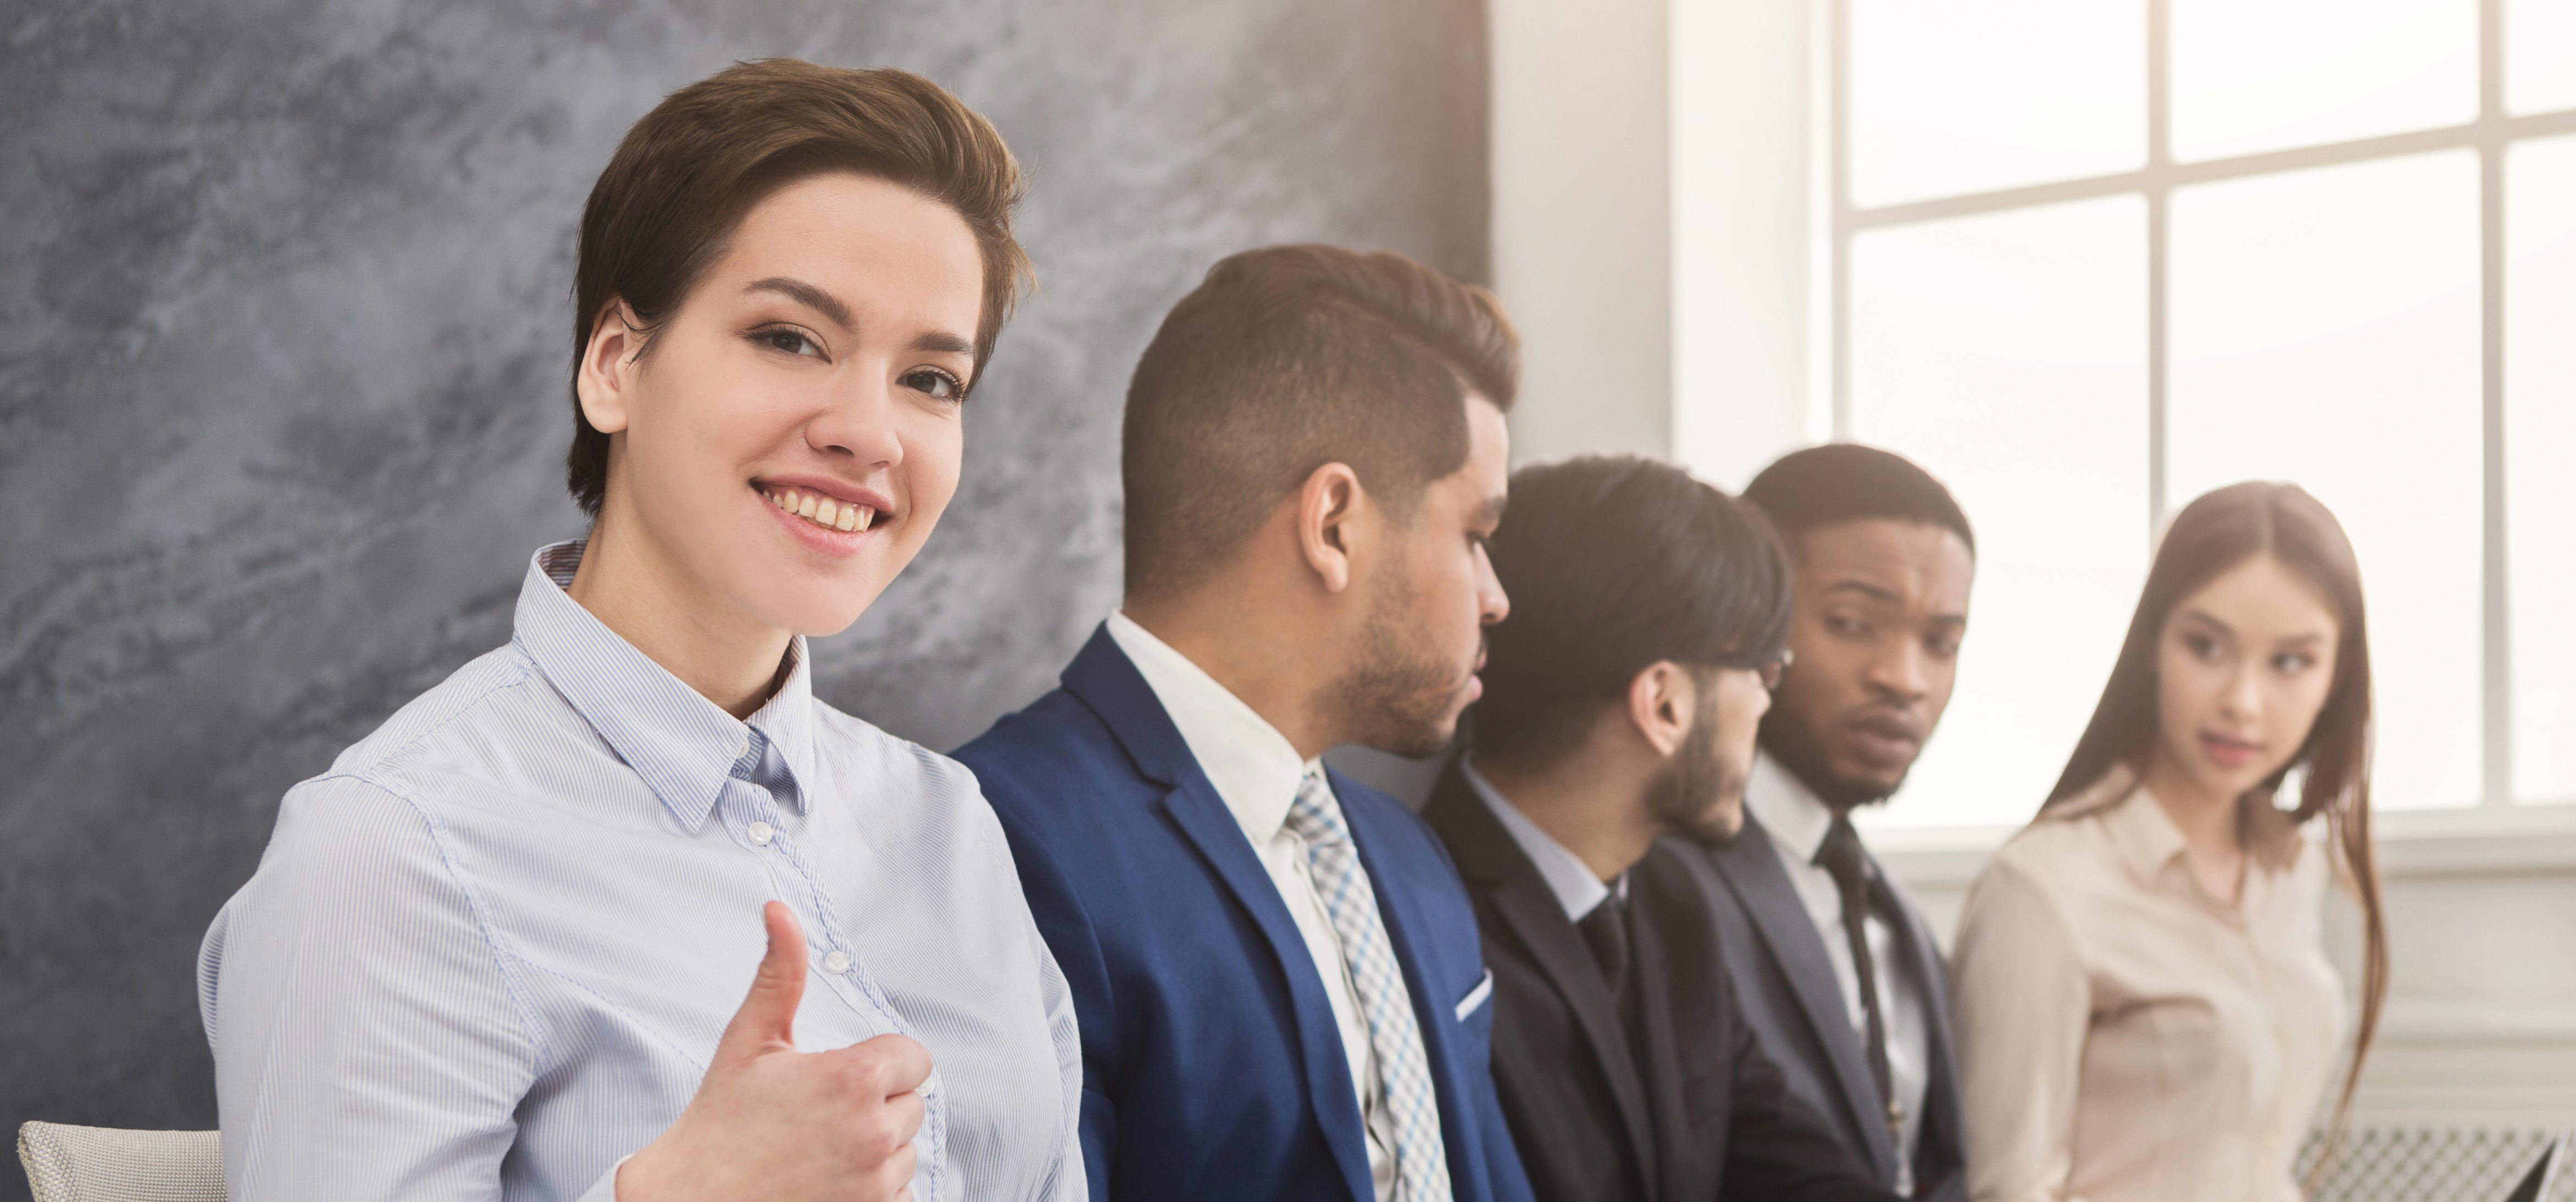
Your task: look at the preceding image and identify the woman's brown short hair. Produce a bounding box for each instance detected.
[565,59,1031,517]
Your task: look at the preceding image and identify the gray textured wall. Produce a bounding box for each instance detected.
[0,0,1486,1180]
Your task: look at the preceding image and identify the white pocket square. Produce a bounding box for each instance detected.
[1454,968,1494,1021]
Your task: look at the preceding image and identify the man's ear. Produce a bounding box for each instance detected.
[1625,661,1697,760]
[574,300,646,437]
[1293,461,1367,594]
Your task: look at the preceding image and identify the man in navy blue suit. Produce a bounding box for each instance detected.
[955,244,1533,1202]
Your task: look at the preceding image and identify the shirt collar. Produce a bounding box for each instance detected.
[514,540,817,833]
[2098,777,2192,887]
[1104,610,1313,845]
[1460,758,1618,921]
[2095,773,2305,896]
[1745,748,1837,864]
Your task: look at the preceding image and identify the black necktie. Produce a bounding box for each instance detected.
[1577,893,1630,997]
[1814,815,1896,1129]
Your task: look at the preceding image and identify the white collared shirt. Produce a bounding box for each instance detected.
[1744,749,1931,1194]
[1459,758,1625,921]
[1104,612,1400,1202]
[198,542,1083,1201]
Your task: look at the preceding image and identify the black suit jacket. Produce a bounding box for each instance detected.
[1423,765,1896,1202]
[1695,810,1968,1201]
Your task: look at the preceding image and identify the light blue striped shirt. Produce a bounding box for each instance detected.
[198,541,1084,1201]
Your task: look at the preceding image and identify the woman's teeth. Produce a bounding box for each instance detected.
[767,487,875,533]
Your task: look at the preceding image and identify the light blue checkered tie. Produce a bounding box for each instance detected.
[1286,769,1453,1202]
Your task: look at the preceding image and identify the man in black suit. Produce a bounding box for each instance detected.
[1423,455,1895,1202]
[1696,444,1975,1200]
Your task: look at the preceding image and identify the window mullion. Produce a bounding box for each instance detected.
[2480,0,2512,806]
[2147,0,2170,536]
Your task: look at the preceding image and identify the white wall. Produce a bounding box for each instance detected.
[1487,0,1672,464]
[1494,0,1823,482]
[1670,0,1828,489]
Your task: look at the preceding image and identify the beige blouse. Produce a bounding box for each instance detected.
[1951,769,2346,1202]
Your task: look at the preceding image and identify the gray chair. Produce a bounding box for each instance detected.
[15,1123,225,1202]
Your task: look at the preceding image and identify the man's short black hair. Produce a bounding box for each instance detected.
[1472,457,1793,769]
[1740,443,1974,557]
[1121,244,1519,600]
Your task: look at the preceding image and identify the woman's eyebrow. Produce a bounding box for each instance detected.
[911,331,976,355]
[743,276,852,329]
[2177,607,2235,638]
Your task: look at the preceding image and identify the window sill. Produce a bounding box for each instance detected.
[1867,803,2576,889]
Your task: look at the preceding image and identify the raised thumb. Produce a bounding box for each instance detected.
[715,900,807,1062]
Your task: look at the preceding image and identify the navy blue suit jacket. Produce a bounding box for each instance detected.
[954,626,1534,1202]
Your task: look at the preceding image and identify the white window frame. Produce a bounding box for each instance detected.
[1824,0,2576,817]
[1500,0,2576,848]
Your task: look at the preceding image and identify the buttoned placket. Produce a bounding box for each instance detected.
[717,728,945,1197]
[2169,852,2288,1180]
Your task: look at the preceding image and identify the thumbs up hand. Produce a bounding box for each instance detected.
[618,902,933,1202]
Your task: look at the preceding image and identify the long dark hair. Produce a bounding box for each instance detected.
[2042,480,2386,1151]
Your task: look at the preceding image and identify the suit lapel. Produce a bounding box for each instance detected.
[1706,816,1900,1180]
[1623,876,1688,1202]
[1061,627,1378,1202]
[1426,769,1658,1194]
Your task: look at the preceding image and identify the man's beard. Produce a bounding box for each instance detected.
[1758,704,1902,813]
[1322,568,1471,760]
[1647,700,1748,846]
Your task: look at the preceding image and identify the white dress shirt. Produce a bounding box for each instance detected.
[1459,759,1624,921]
[197,542,1084,1201]
[1105,612,1402,1201]
[1745,749,1931,1195]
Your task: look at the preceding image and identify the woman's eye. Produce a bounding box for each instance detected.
[2274,652,2315,674]
[2185,633,2223,661]
[755,328,821,358]
[902,369,963,399]
[1826,615,1869,637]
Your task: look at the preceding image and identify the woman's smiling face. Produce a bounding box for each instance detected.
[576,171,985,638]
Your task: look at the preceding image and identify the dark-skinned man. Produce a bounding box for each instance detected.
[1696,443,1978,1200]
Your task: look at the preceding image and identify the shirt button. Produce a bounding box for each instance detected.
[747,821,773,846]
[823,949,852,975]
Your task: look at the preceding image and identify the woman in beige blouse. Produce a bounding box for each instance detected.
[1951,482,2387,1202]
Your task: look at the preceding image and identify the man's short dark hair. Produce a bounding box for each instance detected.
[567,59,1031,518]
[1740,443,1974,558]
[1121,244,1519,600]
[1472,457,1794,770]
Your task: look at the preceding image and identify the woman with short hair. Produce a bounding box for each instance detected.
[198,60,1081,1201]
[1951,481,2386,1202]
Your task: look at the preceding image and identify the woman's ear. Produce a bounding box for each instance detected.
[575,301,646,436]
[1624,660,1696,760]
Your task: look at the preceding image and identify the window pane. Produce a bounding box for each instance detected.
[1848,197,2148,830]
[2169,152,2482,809]
[2511,0,2576,114]
[2172,0,2477,162]
[2511,135,2576,803]
[1850,0,2146,208]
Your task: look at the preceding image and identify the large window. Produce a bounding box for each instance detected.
[1826,0,2576,829]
